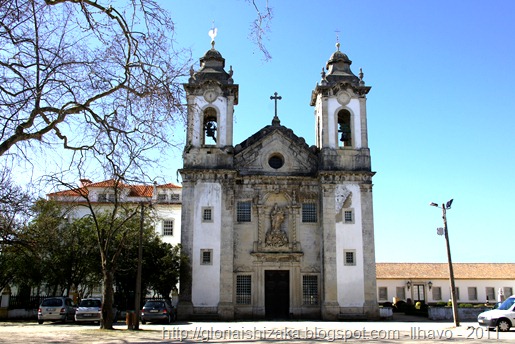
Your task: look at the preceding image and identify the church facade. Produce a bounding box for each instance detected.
[178,40,379,320]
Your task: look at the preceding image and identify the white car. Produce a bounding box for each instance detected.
[478,295,515,332]
[75,298,118,323]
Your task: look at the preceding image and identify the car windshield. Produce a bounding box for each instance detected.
[498,297,515,310]
[41,298,63,307]
[79,299,101,307]
[144,301,165,308]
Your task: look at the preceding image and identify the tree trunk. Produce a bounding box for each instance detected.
[100,268,115,329]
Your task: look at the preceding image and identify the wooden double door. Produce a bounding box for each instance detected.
[264,270,289,319]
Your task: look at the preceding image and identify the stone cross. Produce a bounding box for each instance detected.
[270,92,282,117]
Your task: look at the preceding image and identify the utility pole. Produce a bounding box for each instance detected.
[431,199,460,327]
[133,202,144,330]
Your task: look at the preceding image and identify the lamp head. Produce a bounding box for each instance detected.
[446,199,453,209]
[429,202,438,207]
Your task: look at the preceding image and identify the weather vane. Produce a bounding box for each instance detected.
[335,29,341,51]
[208,21,217,49]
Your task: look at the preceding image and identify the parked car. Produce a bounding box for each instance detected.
[478,295,515,332]
[74,298,118,323]
[140,300,176,324]
[37,297,76,324]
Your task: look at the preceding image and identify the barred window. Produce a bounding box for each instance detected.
[396,286,406,300]
[468,287,478,301]
[157,194,167,201]
[432,286,442,300]
[236,275,252,304]
[200,249,212,265]
[302,203,317,223]
[237,201,251,222]
[378,287,388,301]
[486,287,495,302]
[162,220,173,236]
[97,193,107,202]
[202,207,213,222]
[170,194,180,201]
[344,250,355,266]
[344,210,353,223]
[302,275,318,305]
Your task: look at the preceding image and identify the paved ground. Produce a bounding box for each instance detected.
[0,317,513,343]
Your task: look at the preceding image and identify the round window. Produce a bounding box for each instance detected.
[268,154,284,169]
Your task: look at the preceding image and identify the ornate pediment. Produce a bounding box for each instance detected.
[234,124,318,176]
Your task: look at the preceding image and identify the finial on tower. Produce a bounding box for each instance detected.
[335,29,341,51]
[208,24,217,49]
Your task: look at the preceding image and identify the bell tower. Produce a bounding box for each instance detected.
[179,35,239,320]
[310,42,371,171]
[183,38,239,169]
[310,42,379,319]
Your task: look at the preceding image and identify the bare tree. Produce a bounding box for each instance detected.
[0,0,189,160]
[247,0,274,61]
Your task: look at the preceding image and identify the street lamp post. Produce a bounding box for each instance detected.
[430,199,460,327]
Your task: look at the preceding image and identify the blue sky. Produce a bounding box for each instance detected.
[12,1,512,264]
[161,0,515,264]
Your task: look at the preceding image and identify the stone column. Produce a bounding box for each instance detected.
[320,183,339,320]
[218,178,235,320]
[360,182,379,318]
[0,286,10,319]
[177,177,194,319]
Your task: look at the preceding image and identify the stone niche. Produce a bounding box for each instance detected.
[251,192,303,262]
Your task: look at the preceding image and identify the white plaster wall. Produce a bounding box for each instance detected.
[377,279,515,304]
[191,182,221,307]
[327,97,362,149]
[335,183,365,307]
[192,97,228,147]
[154,205,181,246]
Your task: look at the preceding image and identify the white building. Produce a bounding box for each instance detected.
[376,263,515,305]
[48,179,182,247]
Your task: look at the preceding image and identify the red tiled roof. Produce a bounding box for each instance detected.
[376,263,515,280]
[48,180,181,198]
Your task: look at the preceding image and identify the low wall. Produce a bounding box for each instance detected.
[428,307,488,321]
[7,309,37,320]
[379,307,393,319]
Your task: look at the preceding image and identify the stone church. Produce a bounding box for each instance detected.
[178,39,379,320]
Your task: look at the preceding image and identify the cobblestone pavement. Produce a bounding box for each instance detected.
[0,319,514,343]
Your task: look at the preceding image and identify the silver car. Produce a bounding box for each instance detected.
[74,298,102,323]
[75,298,119,323]
[37,297,76,324]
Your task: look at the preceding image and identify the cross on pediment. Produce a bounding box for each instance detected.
[270,92,282,125]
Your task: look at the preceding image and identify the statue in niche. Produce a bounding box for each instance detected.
[265,203,288,247]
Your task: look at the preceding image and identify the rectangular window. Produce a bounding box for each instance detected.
[396,286,406,300]
[432,287,442,300]
[302,203,317,223]
[378,287,388,301]
[97,193,107,202]
[236,275,252,305]
[504,287,513,297]
[170,194,180,201]
[344,210,353,223]
[344,250,355,266]
[162,220,174,236]
[202,207,213,222]
[236,201,252,222]
[454,287,460,300]
[486,287,495,302]
[468,287,478,301]
[157,193,167,201]
[200,249,212,265]
[302,275,318,305]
